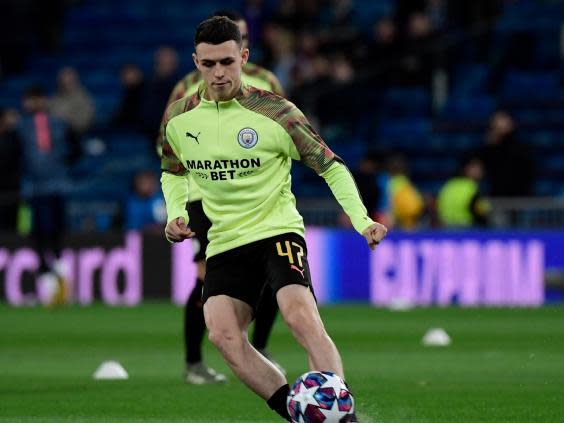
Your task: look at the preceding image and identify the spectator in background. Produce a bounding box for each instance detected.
[141,46,180,139]
[0,108,22,233]
[387,153,424,230]
[19,86,72,306]
[125,170,166,232]
[290,30,323,87]
[111,63,145,131]
[478,110,536,197]
[50,67,96,136]
[360,17,400,85]
[398,12,437,86]
[438,156,489,227]
[315,54,356,124]
[331,54,355,84]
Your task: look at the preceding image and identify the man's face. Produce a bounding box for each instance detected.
[22,96,47,113]
[193,40,249,101]
[490,111,515,137]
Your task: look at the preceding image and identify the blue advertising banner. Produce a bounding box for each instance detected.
[304,229,564,305]
[1,229,563,306]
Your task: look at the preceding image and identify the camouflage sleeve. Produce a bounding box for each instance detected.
[283,105,340,174]
[161,136,188,176]
[161,111,188,176]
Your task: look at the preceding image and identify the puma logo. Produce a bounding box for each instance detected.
[186,131,201,143]
[290,264,305,279]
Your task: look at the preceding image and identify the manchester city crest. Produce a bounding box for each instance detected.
[237,128,258,149]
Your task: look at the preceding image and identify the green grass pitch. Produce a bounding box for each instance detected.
[1,303,563,422]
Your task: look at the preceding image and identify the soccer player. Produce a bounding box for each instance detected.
[161,16,387,421]
[160,10,286,384]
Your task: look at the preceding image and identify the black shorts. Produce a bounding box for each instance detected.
[187,200,211,262]
[203,233,314,312]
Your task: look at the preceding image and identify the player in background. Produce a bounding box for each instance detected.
[160,10,285,385]
[161,17,387,420]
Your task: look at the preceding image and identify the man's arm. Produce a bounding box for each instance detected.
[320,162,386,245]
[282,104,387,245]
[160,121,193,242]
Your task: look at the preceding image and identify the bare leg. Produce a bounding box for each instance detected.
[277,285,344,378]
[204,295,287,399]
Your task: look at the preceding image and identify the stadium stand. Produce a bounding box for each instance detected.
[0,0,563,231]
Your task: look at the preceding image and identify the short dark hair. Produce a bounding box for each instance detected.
[212,9,244,22]
[194,16,241,48]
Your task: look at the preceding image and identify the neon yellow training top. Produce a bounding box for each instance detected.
[162,63,285,203]
[161,83,374,258]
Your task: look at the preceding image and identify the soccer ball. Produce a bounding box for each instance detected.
[287,371,355,423]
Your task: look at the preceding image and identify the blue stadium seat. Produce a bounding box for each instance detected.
[502,71,561,102]
[452,64,491,95]
[441,95,497,122]
[527,130,558,149]
[431,132,483,152]
[377,119,432,150]
[380,87,431,118]
[535,179,559,196]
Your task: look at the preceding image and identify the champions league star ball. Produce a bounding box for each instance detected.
[287,371,355,423]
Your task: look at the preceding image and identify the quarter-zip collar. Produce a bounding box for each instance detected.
[197,81,248,106]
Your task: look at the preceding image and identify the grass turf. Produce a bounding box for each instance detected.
[0,303,563,422]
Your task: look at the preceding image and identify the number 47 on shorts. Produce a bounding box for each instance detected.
[276,241,304,268]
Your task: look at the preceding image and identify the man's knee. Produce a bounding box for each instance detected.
[204,295,253,355]
[208,327,244,353]
[283,304,324,339]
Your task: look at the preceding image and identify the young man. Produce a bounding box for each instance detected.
[160,10,286,384]
[161,17,387,421]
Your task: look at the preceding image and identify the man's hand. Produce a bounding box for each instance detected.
[362,222,388,250]
[165,217,195,243]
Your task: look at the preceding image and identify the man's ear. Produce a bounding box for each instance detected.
[241,48,250,66]
[192,52,199,69]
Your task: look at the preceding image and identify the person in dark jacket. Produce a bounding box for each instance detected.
[478,110,536,197]
[18,85,72,306]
